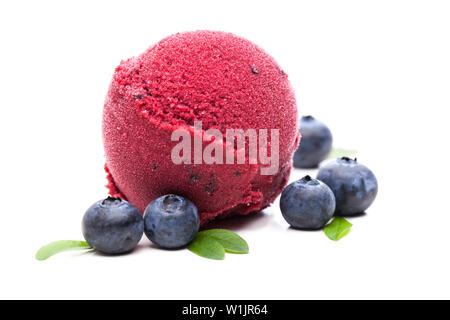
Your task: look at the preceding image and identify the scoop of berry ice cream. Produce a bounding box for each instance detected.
[103,30,300,225]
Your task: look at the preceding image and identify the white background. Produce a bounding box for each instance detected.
[1,0,449,299]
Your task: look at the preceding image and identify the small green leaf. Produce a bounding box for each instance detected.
[200,229,249,254]
[329,148,358,159]
[35,240,91,261]
[188,229,249,260]
[324,217,353,241]
[188,234,225,260]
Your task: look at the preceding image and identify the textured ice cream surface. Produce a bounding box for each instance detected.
[103,30,300,226]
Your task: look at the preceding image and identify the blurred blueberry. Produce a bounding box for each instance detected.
[294,115,333,168]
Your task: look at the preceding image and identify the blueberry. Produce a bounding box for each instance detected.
[317,157,378,216]
[82,197,144,254]
[144,194,200,249]
[293,115,333,168]
[280,175,336,230]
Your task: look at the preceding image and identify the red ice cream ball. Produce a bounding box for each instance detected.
[103,30,300,226]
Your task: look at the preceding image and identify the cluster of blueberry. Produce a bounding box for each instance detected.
[280,158,378,230]
[280,116,378,230]
[82,194,199,255]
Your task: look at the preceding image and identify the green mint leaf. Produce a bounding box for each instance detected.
[188,229,249,260]
[35,240,91,261]
[188,234,225,260]
[200,229,249,254]
[324,217,353,241]
[329,148,358,159]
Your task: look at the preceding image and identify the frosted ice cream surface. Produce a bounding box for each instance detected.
[103,30,299,225]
